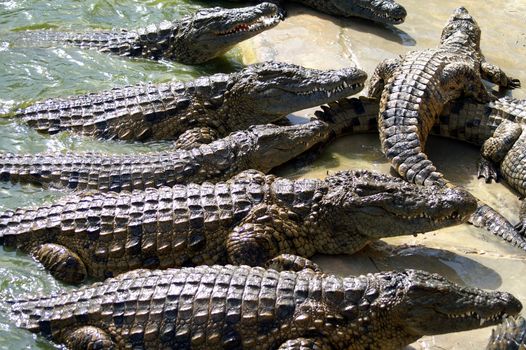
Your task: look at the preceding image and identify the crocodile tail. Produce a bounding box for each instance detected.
[0,209,18,246]
[379,85,446,186]
[20,29,144,56]
[7,289,79,334]
[319,96,381,136]
[0,203,62,249]
[0,152,97,190]
[0,153,51,189]
[469,202,526,251]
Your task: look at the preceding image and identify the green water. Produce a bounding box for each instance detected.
[0,0,245,348]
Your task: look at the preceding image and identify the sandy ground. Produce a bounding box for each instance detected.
[239,2,526,349]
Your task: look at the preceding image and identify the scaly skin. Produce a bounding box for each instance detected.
[19,3,281,64]
[13,61,366,145]
[7,266,521,349]
[368,6,520,187]
[229,0,407,24]
[367,7,521,252]
[314,96,526,251]
[464,98,526,235]
[487,316,526,350]
[0,169,476,283]
[0,108,364,192]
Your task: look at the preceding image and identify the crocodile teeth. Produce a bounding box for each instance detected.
[217,14,279,36]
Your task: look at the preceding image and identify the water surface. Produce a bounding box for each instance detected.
[0,1,243,348]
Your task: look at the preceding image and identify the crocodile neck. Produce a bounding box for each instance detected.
[268,177,377,255]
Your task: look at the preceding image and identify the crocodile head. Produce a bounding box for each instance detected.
[176,3,281,64]
[337,269,522,349]
[322,170,477,239]
[223,61,367,126]
[322,0,407,24]
[440,7,481,50]
[231,120,332,172]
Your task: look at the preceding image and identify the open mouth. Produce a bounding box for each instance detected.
[216,13,280,36]
[367,12,405,24]
[444,310,508,327]
[397,211,463,223]
[389,16,405,24]
[295,81,365,98]
[358,7,406,25]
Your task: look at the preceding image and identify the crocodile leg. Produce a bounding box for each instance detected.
[441,62,493,104]
[480,61,521,89]
[173,127,221,149]
[226,203,304,266]
[63,326,115,350]
[516,201,526,237]
[368,58,401,99]
[278,338,334,350]
[32,243,87,284]
[479,121,522,182]
[265,254,321,273]
[477,158,499,183]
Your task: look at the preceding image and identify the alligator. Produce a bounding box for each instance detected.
[487,316,526,350]
[0,169,476,284]
[314,96,526,251]
[0,107,365,192]
[229,0,407,24]
[12,61,366,146]
[368,6,520,187]
[19,3,281,64]
[7,266,521,350]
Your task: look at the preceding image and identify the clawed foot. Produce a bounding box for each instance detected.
[265,254,321,273]
[508,78,521,89]
[477,158,499,183]
[514,221,526,238]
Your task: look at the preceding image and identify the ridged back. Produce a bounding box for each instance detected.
[16,73,231,141]
[10,265,326,349]
[0,136,242,192]
[0,172,271,277]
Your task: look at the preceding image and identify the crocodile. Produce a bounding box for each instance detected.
[468,98,526,235]
[18,3,281,64]
[0,108,364,192]
[0,169,476,284]
[487,316,526,350]
[229,0,407,24]
[7,265,521,350]
[367,6,521,251]
[314,96,526,251]
[368,6,520,187]
[12,61,366,146]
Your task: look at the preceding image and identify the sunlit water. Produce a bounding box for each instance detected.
[0,0,525,349]
[0,1,245,348]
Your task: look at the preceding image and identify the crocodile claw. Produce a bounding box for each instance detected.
[477,158,499,183]
[508,78,521,89]
[513,221,526,238]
